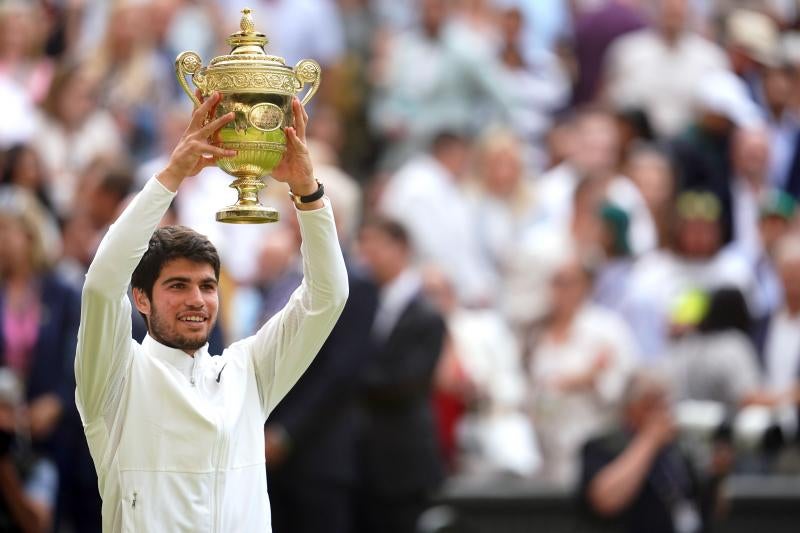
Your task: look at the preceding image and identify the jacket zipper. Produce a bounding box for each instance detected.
[131,491,141,531]
[212,410,229,532]
[190,355,198,386]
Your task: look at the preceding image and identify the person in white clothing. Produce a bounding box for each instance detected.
[603,0,730,138]
[763,235,800,438]
[528,254,637,486]
[380,132,496,306]
[73,93,349,532]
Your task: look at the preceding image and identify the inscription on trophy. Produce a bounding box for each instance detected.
[249,102,283,132]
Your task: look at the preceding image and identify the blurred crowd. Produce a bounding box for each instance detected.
[3,0,800,531]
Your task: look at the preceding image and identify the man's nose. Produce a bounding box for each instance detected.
[185,286,204,307]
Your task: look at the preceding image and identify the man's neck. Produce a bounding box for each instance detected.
[148,330,199,358]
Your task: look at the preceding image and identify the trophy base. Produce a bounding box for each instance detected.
[216,174,279,224]
[216,204,280,224]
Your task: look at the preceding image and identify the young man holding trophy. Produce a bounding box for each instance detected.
[74,90,348,531]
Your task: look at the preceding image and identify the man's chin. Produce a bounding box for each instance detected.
[154,331,209,352]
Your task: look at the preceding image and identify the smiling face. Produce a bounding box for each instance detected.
[133,258,218,353]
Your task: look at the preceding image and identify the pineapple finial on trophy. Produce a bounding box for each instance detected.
[241,8,255,33]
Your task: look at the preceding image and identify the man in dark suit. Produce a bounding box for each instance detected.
[356,216,446,533]
[265,260,378,533]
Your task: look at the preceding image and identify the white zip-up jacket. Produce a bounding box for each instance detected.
[74,177,348,532]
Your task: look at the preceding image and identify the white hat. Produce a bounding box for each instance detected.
[726,9,780,66]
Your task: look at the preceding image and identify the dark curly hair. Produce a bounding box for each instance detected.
[131,225,220,302]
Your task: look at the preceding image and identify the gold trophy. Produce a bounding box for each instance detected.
[175,8,321,223]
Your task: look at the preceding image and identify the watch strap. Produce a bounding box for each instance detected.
[290,180,324,205]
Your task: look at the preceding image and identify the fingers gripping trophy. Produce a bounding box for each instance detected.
[175,7,321,223]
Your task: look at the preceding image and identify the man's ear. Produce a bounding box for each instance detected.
[132,287,151,316]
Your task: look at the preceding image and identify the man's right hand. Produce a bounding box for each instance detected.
[157,91,237,192]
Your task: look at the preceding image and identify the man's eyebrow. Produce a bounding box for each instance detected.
[161,276,218,285]
[161,276,191,285]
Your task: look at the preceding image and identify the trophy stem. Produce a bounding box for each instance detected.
[216,175,280,224]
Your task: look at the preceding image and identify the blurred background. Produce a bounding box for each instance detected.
[2,0,800,532]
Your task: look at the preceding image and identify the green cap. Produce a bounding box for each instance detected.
[759,189,796,220]
[676,191,722,222]
[599,202,631,256]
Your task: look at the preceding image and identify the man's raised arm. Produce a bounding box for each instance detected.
[231,97,349,415]
[75,93,236,422]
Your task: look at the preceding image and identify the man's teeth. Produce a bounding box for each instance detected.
[182,316,205,322]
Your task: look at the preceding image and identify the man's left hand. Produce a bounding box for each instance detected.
[271,97,317,198]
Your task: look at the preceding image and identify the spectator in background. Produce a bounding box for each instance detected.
[750,190,797,351]
[0,1,54,104]
[580,370,727,533]
[663,288,765,412]
[370,0,507,167]
[724,8,780,101]
[85,0,173,162]
[627,191,754,359]
[84,165,134,232]
[0,368,57,533]
[762,60,800,199]
[730,127,773,257]
[514,0,571,54]
[760,61,800,192]
[223,0,345,68]
[468,128,539,277]
[380,132,496,306]
[494,3,569,165]
[33,62,123,218]
[0,186,100,532]
[356,217,445,533]
[616,108,656,163]
[0,72,35,149]
[422,266,539,479]
[503,176,605,342]
[0,144,55,217]
[56,208,97,292]
[604,0,729,138]
[670,69,764,245]
[160,0,224,69]
[571,0,646,105]
[625,143,677,249]
[592,202,645,337]
[528,252,636,486]
[762,235,800,439]
[537,106,656,254]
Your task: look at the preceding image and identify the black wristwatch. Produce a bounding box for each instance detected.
[289,180,324,206]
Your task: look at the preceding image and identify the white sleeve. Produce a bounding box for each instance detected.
[231,199,348,418]
[74,177,176,423]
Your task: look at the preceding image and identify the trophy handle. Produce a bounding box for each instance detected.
[175,51,207,107]
[294,59,321,106]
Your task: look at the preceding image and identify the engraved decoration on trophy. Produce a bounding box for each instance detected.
[175,8,321,223]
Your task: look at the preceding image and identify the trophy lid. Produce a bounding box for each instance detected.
[210,8,288,68]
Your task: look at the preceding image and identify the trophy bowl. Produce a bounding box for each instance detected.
[175,8,321,223]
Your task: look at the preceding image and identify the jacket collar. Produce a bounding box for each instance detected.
[142,334,209,381]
